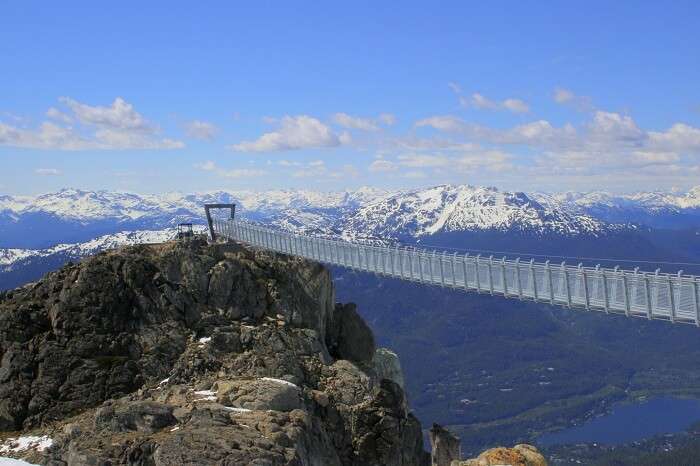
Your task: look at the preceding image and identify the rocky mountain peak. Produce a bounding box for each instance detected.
[0,238,429,465]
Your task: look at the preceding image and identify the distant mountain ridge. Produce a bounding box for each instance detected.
[339,185,611,241]
[548,187,700,229]
[1,184,699,251]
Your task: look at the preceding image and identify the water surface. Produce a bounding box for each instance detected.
[538,396,700,446]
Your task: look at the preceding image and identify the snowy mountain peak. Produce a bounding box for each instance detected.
[339,184,607,240]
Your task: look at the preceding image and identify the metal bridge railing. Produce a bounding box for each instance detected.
[213,219,700,325]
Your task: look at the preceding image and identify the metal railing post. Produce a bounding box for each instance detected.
[694,279,700,327]
[452,252,458,288]
[515,258,523,299]
[600,266,610,313]
[501,257,508,296]
[475,255,482,292]
[439,251,446,287]
[545,260,554,304]
[419,251,425,283]
[668,272,678,323]
[642,273,651,318]
[487,255,494,295]
[530,259,538,300]
[463,253,470,290]
[580,264,590,310]
[562,262,571,308]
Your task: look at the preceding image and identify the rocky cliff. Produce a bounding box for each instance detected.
[0,238,427,465]
[0,237,546,466]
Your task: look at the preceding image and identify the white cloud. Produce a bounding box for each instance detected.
[292,160,328,178]
[35,168,62,176]
[60,97,151,131]
[455,91,530,113]
[220,168,267,178]
[193,160,266,178]
[553,87,593,111]
[448,82,462,94]
[194,160,217,171]
[230,115,348,152]
[397,154,450,168]
[378,113,396,126]
[470,93,498,110]
[415,115,467,132]
[369,159,398,173]
[502,98,530,114]
[333,113,379,131]
[553,88,574,104]
[185,120,218,140]
[0,97,184,150]
[413,108,700,182]
[46,107,73,124]
[403,170,427,179]
[278,159,301,167]
[333,112,396,131]
[649,123,700,151]
[93,128,184,149]
[454,150,513,173]
[287,160,358,180]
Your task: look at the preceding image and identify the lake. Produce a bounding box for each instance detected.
[537,396,700,446]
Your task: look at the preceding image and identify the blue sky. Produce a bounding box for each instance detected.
[2,1,699,195]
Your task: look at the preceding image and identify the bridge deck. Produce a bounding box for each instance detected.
[213,219,700,325]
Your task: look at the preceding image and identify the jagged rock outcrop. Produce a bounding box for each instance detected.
[429,424,547,466]
[0,238,429,466]
[453,444,547,466]
[430,424,461,466]
[372,347,405,390]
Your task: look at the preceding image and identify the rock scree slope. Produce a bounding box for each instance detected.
[0,237,545,465]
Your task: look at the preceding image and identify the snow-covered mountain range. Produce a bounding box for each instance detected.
[339,185,609,241]
[2,184,700,289]
[0,228,202,290]
[0,229,187,270]
[0,187,389,223]
[2,185,699,247]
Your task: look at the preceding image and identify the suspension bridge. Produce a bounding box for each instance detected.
[205,205,700,326]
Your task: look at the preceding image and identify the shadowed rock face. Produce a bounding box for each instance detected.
[0,238,429,466]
